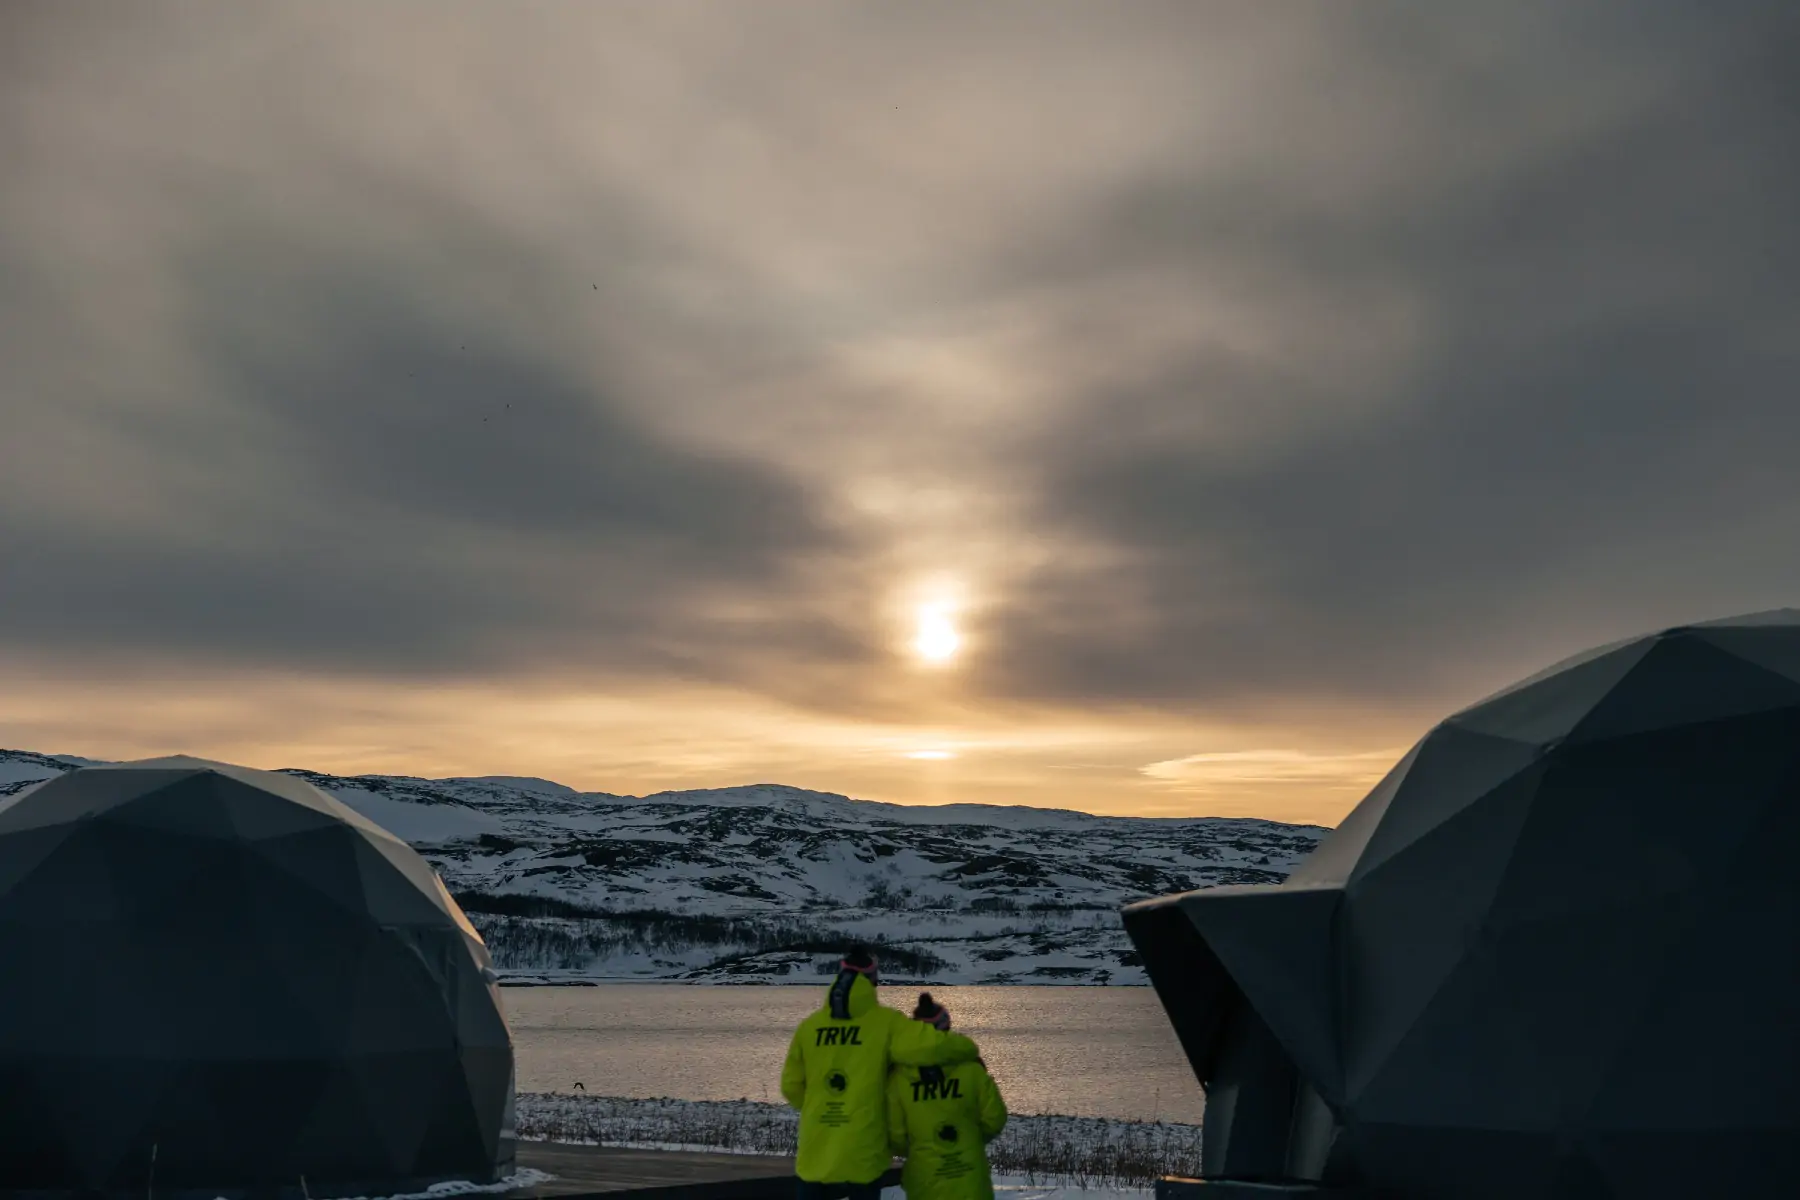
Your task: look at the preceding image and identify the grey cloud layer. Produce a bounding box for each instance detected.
[0,52,873,694]
[4,265,852,678]
[976,3,1800,712]
[3,1,1797,722]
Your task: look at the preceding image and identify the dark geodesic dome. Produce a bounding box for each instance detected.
[1124,610,1800,1199]
[0,756,515,1199]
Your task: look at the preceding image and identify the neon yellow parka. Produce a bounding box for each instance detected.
[886,1059,1008,1200]
[780,973,981,1184]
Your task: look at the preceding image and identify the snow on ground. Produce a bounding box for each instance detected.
[990,1177,1152,1200]
[325,783,507,843]
[310,1168,554,1200]
[0,749,96,796]
[515,1093,1202,1189]
[0,747,1327,984]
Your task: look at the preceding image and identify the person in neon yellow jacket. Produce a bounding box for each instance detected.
[781,948,982,1200]
[886,994,1008,1200]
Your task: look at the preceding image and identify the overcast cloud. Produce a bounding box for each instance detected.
[2,1,1796,817]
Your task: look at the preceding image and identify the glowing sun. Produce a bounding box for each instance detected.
[912,604,961,665]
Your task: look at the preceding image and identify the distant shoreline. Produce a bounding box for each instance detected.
[497,976,1151,987]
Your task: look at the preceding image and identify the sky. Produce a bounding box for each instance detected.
[3,2,1797,824]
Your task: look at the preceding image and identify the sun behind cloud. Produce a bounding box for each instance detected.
[912,603,961,665]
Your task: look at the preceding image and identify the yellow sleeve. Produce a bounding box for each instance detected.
[780,1025,807,1110]
[886,1070,909,1157]
[975,1064,1008,1143]
[889,1015,978,1067]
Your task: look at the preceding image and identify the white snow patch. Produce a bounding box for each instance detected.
[329,787,505,844]
[990,1178,1152,1200]
[237,1168,554,1200]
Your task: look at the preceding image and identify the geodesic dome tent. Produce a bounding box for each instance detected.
[0,756,515,1199]
[1124,610,1800,1200]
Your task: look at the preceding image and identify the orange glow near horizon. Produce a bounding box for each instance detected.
[0,664,1416,826]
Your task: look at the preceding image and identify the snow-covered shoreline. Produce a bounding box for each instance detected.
[472,904,1148,986]
[496,973,1149,987]
[515,1093,1203,1189]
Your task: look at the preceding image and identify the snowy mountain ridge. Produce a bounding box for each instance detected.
[0,748,1329,985]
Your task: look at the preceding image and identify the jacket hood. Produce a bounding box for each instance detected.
[824,969,879,1019]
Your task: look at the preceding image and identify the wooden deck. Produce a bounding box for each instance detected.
[507,1142,899,1200]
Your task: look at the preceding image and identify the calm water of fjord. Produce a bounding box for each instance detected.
[504,984,1205,1125]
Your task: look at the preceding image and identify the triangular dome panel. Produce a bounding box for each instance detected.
[1691,621,1800,686]
[1345,725,1541,885]
[1348,942,1546,1132]
[1567,631,1800,743]
[1284,740,1422,888]
[1446,636,1655,745]
[1341,762,1544,1089]
[1178,884,1344,1100]
[0,759,513,1196]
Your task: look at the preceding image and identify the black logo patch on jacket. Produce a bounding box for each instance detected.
[910,1076,964,1102]
[827,1071,848,1093]
[815,1025,863,1046]
[937,1123,959,1143]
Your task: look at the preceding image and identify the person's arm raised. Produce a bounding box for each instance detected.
[888,1013,978,1066]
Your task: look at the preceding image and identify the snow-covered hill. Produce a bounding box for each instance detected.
[0,748,1328,985]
